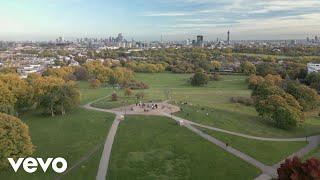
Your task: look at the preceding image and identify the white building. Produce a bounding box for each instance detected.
[307,63,320,74]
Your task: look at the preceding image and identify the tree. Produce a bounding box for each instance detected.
[248,75,265,89]
[256,63,278,76]
[0,73,33,112]
[74,67,88,81]
[240,61,256,75]
[257,95,303,129]
[43,67,75,81]
[89,79,101,89]
[306,72,320,91]
[264,74,282,86]
[0,113,34,169]
[190,69,209,86]
[84,61,112,83]
[124,88,133,97]
[211,60,221,71]
[253,83,303,129]
[0,81,16,115]
[40,82,80,116]
[278,156,320,180]
[285,81,320,111]
[109,67,134,88]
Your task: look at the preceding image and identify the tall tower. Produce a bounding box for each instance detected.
[227,30,230,45]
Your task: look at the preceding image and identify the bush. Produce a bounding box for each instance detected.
[111,92,118,101]
[230,97,254,106]
[73,67,88,81]
[190,69,209,86]
[210,72,222,81]
[0,113,34,169]
[135,92,145,100]
[89,79,101,89]
[124,88,133,97]
[122,80,149,90]
[278,156,320,180]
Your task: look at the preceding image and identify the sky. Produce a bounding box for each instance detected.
[0,0,320,41]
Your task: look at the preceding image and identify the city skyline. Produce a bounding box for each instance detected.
[1,0,320,41]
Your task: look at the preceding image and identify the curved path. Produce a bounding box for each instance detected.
[162,112,307,142]
[82,99,320,180]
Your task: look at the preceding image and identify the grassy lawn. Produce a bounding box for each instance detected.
[91,72,320,137]
[107,115,260,180]
[77,81,114,105]
[0,108,115,180]
[176,104,320,138]
[199,127,307,165]
[91,90,163,109]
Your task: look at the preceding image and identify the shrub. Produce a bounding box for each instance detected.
[0,113,34,169]
[190,69,209,86]
[89,79,101,89]
[210,72,222,81]
[73,67,88,81]
[278,156,320,180]
[111,92,118,101]
[124,88,133,97]
[122,80,149,90]
[135,92,145,100]
[230,97,254,106]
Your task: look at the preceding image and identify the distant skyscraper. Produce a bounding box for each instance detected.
[117,33,123,42]
[196,35,204,47]
[315,36,319,43]
[227,30,230,45]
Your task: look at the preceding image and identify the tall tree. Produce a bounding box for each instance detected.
[0,113,34,169]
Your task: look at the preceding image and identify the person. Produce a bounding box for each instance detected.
[155,104,158,109]
[226,143,229,147]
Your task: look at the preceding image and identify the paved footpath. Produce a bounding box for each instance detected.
[163,113,306,142]
[163,113,320,180]
[184,123,278,178]
[96,114,122,180]
[82,98,320,180]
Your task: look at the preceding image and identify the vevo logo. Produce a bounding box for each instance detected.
[8,157,67,173]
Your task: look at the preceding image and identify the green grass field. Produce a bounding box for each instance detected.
[93,72,320,138]
[0,82,115,180]
[77,81,114,105]
[199,128,307,165]
[107,115,261,180]
[1,73,319,180]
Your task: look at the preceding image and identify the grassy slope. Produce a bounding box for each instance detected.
[92,72,320,137]
[135,73,320,138]
[199,128,307,165]
[77,81,114,105]
[0,81,115,180]
[107,115,260,180]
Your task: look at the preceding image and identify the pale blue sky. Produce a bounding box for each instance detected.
[1,0,320,40]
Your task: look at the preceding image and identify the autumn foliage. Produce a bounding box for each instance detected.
[0,113,34,169]
[278,156,320,180]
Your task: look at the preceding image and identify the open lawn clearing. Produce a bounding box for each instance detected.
[107,115,260,180]
[199,127,307,165]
